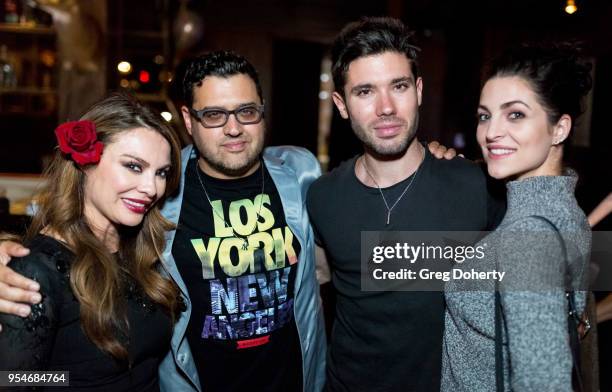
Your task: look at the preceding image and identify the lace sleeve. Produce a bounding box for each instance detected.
[0,253,61,370]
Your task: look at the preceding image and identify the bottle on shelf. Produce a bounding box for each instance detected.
[0,44,18,88]
[0,186,9,216]
[3,0,19,23]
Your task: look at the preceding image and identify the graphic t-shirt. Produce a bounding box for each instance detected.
[172,158,303,391]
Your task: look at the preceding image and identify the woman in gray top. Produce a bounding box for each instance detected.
[442,44,593,391]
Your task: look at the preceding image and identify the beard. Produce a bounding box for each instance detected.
[199,137,265,178]
[351,113,419,159]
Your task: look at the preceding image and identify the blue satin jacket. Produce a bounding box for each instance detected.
[157,145,326,391]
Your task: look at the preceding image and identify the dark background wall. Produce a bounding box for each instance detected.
[1,0,610,212]
[183,0,611,210]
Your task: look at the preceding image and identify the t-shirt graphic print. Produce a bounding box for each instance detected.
[172,158,303,392]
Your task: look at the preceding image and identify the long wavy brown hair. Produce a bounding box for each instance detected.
[26,93,182,362]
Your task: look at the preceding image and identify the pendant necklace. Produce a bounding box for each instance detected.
[195,161,265,251]
[361,147,425,226]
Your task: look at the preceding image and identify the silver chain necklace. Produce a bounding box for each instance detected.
[194,161,265,250]
[360,148,425,225]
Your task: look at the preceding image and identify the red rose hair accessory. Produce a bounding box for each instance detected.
[54,120,104,166]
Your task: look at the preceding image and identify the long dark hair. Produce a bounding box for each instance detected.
[27,93,181,361]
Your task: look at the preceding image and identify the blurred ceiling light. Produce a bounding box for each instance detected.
[161,112,173,122]
[320,73,330,82]
[119,79,129,88]
[319,91,329,100]
[39,50,56,67]
[183,23,193,33]
[565,0,577,14]
[139,70,150,83]
[117,61,132,74]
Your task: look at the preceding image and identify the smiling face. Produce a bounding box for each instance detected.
[181,73,265,179]
[83,127,171,232]
[476,76,570,180]
[332,51,422,157]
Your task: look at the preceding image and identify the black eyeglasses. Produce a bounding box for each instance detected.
[189,105,265,128]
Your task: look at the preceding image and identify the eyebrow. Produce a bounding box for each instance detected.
[196,102,259,111]
[122,154,150,167]
[122,154,172,171]
[391,76,413,85]
[500,100,531,110]
[350,76,414,94]
[478,100,531,112]
[349,83,373,94]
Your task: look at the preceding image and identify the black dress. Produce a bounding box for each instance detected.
[0,235,173,391]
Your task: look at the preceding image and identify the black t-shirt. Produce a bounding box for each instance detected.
[306,150,505,392]
[172,158,303,392]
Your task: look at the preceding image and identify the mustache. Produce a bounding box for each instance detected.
[370,116,407,128]
[220,135,251,143]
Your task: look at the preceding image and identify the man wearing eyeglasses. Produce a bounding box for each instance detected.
[161,51,326,391]
[0,51,327,392]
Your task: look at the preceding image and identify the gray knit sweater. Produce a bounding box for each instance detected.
[442,174,591,391]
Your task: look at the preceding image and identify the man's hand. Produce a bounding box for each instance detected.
[427,141,462,160]
[0,240,30,266]
[0,241,39,330]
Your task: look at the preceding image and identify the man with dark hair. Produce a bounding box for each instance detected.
[182,51,264,109]
[331,17,420,94]
[158,50,326,391]
[306,17,502,391]
[0,50,327,392]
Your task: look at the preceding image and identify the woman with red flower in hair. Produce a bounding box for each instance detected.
[0,92,182,391]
